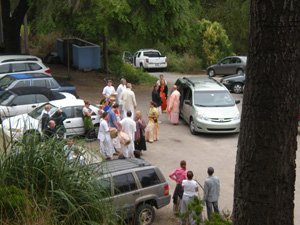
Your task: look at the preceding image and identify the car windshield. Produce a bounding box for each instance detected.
[0,76,15,90]
[28,103,58,119]
[0,92,15,105]
[194,91,235,107]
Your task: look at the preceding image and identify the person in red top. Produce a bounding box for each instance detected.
[169,160,188,212]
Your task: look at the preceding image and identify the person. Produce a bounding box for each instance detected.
[119,111,136,158]
[145,102,159,143]
[102,99,110,112]
[157,74,167,86]
[152,84,162,116]
[203,167,220,220]
[117,78,127,117]
[121,83,137,119]
[50,109,67,138]
[134,111,147,154]
[169,160,188,212]
[44,120,57,139]
[98,112,115,160]
[167,85,181,125]
[180,171,198,225]
[102,79,115,99]
[41,104,51,130]
[159,79,168,112]
[108,103,121,153]
[97,105,104,120]
[82,100,96,140]
[64,137,75,155]
[134,150,141,159]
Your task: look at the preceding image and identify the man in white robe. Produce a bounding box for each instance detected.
[119,111,136,158]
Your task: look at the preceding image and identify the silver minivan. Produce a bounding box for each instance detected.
[175,77,241,134]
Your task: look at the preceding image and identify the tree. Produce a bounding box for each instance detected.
[0,0,29,53]
[233,0,299,224]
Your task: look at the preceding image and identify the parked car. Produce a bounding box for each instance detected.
[0,73,79,98]
[0,55,51,76]
[206,56,247,77]
[123,49,167,71]
[175,77,241,134]
[220,73,246,94]
[92,158,170,225]
[0,87,76,120]
[2,99,99,140]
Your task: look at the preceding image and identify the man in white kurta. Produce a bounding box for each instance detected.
[119,111,136,158]
[121,83,137,119]
[98,117,114,160]
[117,78,127,118]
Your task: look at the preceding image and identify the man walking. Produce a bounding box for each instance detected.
[167,85,180,125]
[203,167,220,220]
[119,111,136,158]
[121,83,137,119]
[117,78,127,117]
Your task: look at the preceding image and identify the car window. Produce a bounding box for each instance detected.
[28,103,58,119]
[113,173,136,195]
[28,63,42,71]
[12,63,30,72]
[194,91,235,107]
[0,92,15,106]
[0,76,16,90]
[36,94,49,103]
[12,94,36,105]
[97,177,111,196]
[234,58,241,64]
[32,79,47,87]
[221,58,231,64]
[0,64,10,74]
[136,169,161,188]
[74,106,84,118]
[60,106,73,118]
[13,80,31,88]
[137,52,141,57]
[47,80,59,89]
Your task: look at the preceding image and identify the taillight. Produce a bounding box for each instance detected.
[75,90,78,95]
[164,185,169,196]
[165,58,167,63]
[146,59,149,63]
[45,69,51,74]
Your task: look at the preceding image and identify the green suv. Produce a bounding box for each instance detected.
[93,158,170,225]
[175,77,241,134]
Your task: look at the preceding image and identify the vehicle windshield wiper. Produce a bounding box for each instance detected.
[194,104,209,107]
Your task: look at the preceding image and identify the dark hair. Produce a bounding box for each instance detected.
[153,84,158,89]
[113,103,119,108]
[208,167,214,176]
[54,110,62,117]
[134,150,140,158]
[150,101,157,107]
[180,160,186,169]
[118,153,125,159]
[187,171,193,180]
[102,112,108,118]
[127,111,132,117]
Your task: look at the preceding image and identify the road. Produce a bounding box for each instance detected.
[87,72,299,224]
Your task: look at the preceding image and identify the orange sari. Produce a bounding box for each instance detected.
[160,85,167,111]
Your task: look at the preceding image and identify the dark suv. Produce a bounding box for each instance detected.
[93,158,171,225]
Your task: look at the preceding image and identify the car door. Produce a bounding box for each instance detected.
[181,86,192,123]
[60,106,76,135]
[217,57,232,75]
[8,94,36,116]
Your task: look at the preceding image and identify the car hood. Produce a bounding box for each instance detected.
[195,105,239,118]
[2,114,39,131]
[222,74,245,80]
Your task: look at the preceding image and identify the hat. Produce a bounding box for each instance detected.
[107,79,112,82]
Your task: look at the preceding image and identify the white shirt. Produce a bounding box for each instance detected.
[117,84,126,104]
[98,119,110,141]
[182,180,198,197]
[102,86,115,98]
[120,117,136,141]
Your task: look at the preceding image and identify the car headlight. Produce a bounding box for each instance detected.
[196,112,208,120]
[233,112,240,120]
[9,128,21,133]
[222,80,230,84]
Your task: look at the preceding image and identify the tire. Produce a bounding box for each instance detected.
[135,203,155,225]
[208,69,215,77]
[232,83,243,94]
[189,118,197,135]
[237,69,244,75]
[140,64,146,72]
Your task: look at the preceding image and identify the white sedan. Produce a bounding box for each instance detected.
[2,99,100,140]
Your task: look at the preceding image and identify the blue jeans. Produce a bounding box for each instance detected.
[206,201,219,219]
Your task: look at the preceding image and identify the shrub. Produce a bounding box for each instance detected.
[167,52,204,73]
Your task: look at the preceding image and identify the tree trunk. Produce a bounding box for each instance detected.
[103,35,108,73]
[0,0,29,53]
[233,0,300,224]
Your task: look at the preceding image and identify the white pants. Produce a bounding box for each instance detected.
[111,136,121,150]
[123,110,134,120]
[122,141,134,158]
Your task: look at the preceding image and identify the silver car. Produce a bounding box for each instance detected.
[206,56,247,77]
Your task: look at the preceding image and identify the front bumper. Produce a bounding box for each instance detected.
[194,117,240,133]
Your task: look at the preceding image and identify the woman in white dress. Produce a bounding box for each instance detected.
[98,112,115,160]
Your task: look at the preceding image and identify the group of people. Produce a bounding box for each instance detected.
[169,161,220,223]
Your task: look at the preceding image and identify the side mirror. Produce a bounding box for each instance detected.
[184,99,191,105]
[235,100,240,104]
[11,103,16,106]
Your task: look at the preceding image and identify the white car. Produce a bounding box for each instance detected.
[0,87,76,120]
[2,99,100,140]
[0,55,51,77]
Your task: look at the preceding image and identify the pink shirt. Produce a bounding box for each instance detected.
[169,168,188,184]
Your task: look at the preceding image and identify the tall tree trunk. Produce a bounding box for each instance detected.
[0,0,29,53]
[233,0,300,224]
[103,35,108,73]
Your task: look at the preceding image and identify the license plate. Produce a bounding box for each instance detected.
[155,64,160,66]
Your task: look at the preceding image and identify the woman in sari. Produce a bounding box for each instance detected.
[145,102,159,143]
[159,79,168,112]
[134,111,147,153]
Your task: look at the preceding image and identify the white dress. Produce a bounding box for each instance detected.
[119,117,136,157]
[98,119,114,159]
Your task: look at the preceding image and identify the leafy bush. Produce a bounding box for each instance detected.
[167,52,204,73]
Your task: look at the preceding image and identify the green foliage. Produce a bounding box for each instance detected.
[204,213,232,225]
[167,52,204,73]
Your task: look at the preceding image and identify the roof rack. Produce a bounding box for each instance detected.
[183,77,195,87]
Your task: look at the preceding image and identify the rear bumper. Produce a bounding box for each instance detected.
[156,195,171,209]
[145,63,167,69]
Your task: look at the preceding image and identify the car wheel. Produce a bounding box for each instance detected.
[232,83,243,94]
[189,118,197,135]
[237,69,244,75]
[135,203,155,225]
[140,64,146,72]
[208,69,215,77]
